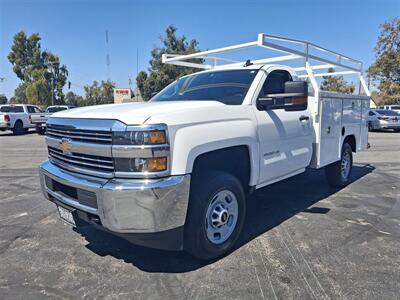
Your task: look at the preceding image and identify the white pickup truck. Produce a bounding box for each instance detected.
[0,104,42,135]
[39,34,371,260]
[31,105,76,135]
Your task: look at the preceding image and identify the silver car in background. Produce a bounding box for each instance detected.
[368,109,400,132]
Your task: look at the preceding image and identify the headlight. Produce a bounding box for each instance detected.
[113,130,167,145]
[114,157,168,173]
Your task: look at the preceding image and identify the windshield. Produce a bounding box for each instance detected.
[0,106,24,113]
[46,107,68,113]
[151,69,258,105]
[375,109,399,116]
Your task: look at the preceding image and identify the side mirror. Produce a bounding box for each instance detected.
[257,81,308,111]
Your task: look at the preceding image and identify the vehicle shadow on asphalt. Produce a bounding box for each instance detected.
[0,130,37,137]
[74,163,375,273]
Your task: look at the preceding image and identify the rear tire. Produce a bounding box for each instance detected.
[325,142,353,187]
[12,120,24,135]
[184,171,246,260]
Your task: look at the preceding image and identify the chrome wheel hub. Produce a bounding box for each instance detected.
[205,190,238,245]
[211,203,230,227]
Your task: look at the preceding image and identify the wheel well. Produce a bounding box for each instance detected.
[192,146,251,193]
[343,135,356,152]
[14,119,23,128]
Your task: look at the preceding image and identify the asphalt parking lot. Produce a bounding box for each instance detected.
[0,130,399,299]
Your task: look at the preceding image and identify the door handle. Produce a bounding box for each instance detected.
[299,115,309,122]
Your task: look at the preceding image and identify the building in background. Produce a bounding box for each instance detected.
[113,88,143,103]
[113,88,131,104]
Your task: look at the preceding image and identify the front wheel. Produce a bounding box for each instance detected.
[325,142,353,187]
[184,171,246,260]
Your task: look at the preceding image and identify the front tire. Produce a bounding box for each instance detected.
[325,142,353,187]
[184,171,246,260]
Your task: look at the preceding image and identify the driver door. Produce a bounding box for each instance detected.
[253,69,313,185]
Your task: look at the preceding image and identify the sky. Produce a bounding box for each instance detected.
[0,0,399,99]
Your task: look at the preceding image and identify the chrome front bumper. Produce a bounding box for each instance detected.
[39,160,190,234]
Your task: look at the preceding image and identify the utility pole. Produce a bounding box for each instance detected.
[136,48,139,97]
[46,61,59,106]
[106,30,111,81]
[136,48,139,82]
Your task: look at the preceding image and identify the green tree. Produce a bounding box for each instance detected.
[43,52,69,105]
[7,31,68,105]
[368,18,400,104]
[7,32,43,81]
[0,94,7,104]
[10,82,29,103]
[320,68,355,94]
[65,91,83,107]
[25,77,51,105]
[136,25,202,100]
[83,80,115,106]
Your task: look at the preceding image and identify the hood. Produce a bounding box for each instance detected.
[51,101,225,125]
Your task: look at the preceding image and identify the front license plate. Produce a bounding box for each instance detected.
[57,205,76,227]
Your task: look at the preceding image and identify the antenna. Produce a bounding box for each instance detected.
[105,29,111,80]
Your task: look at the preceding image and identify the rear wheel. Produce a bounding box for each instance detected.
[12,120,24,135]
[184,171,246,260]
[368,122,373,132]
[325,142,353,187]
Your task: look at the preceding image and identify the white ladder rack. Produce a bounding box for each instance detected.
[162,33,370,97]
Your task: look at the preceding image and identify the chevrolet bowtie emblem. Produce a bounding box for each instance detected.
[59,138,72,154]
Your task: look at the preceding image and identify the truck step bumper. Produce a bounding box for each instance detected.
[39,160,190,249]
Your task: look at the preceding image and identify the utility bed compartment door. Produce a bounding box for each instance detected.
[314,93,370,169]
[319,97,342,166]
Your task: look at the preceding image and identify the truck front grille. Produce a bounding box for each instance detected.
[47,125,112,145]
[48,146,114,176]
